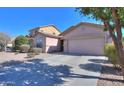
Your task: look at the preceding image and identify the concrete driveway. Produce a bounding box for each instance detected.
[35,53,107,86]
[0,52,107,86]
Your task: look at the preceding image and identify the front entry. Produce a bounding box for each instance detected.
[60,40,64,52]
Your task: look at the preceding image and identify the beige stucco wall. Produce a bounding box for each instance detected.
[45,37,60,53]
[29,25,61,53]
[63,24,108,55]
[31,33,60,53]
[39,26,60,36]
[63,24,106,39]
[105,31,113,43]
[29,26,61,36]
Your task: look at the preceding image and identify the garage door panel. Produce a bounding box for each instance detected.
[68,38,104,55]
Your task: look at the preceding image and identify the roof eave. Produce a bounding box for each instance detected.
[60,22,104,36]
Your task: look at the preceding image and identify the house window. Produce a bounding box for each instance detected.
[36,36,42,48]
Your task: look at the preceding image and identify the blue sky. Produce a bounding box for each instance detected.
[0,7,108,38]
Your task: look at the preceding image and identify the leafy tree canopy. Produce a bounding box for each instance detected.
[76,8,124,31]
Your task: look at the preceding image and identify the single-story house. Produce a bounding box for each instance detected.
[60,22,112,55]
[29,22,112,55]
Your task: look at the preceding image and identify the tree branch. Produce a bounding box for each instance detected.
[111,7,123,51]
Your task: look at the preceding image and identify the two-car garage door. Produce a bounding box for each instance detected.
[65,38,105,55]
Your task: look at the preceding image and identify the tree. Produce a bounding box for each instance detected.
[76,7,124,77]
[14,35,29,50]
[0,32,11,51]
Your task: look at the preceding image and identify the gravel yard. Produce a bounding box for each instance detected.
[97,62,124,86]
[0,52,27,63]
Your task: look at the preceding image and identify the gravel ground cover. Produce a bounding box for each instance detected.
[97,62,124,86]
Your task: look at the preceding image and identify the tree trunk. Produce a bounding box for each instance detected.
[119,53,124,79]
[112,7,123,52]
[104,7,124,78]
[104,21,124,78]
[111,7,124,78]
[104,21,121,61]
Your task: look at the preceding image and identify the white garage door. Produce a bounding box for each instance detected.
[67,38,104,55]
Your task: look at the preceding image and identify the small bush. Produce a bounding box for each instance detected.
[104,44,120,68]
[29,48,42,55]
[20,44,30,53]
[27,53,36,58]
[14,35,29,51]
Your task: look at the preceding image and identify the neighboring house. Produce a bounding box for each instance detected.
[60,22,112,55]
[29,25,62,53]
[28,22,112,55]
[6,38,15,51]
[7,38,15,47]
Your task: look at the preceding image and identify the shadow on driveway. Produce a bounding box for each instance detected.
[88,59,108,64]
[79,58,107,73]
[79,63,101,73]
[0,59,71,86]
[88,58,122,76]
[0,58,123,86]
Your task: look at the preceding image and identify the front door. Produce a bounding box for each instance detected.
[60,40,64,52]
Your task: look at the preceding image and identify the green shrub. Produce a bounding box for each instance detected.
[29,48,42,55]
[104,44,120,68]
[14,35,29,50]
[20,44,30,53]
